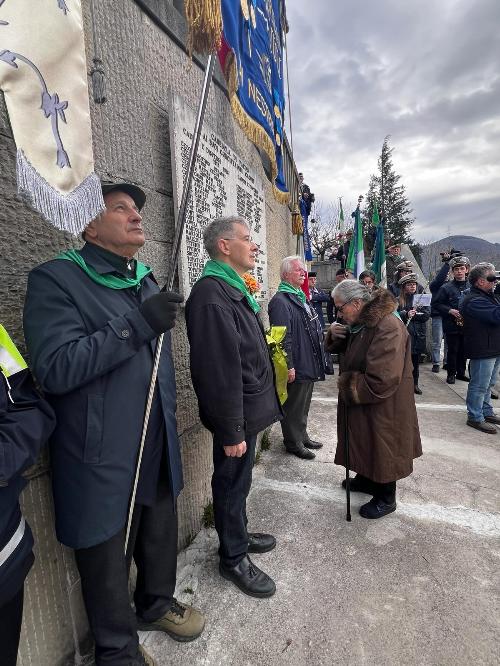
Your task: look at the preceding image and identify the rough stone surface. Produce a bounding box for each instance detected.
[141,364,500,666]
[1,0,296,663]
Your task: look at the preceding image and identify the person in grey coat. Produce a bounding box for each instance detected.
[268,256,325,460]
[23,182,204,666]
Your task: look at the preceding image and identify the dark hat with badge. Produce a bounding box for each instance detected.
[398,272,419,286]
[308,271,317,278]
[101,180,146,211]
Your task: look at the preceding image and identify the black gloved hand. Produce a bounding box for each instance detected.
[139,291,184,333]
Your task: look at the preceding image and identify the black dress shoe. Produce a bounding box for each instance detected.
[341,474,375,494]
[442,363,448,370]
[414,385,422,395]
[304,439,323,449]
[285,445,315,459]
[446,373,456,384]
[491,390,499,400]
[359,497,397,519]
[247,532,276,553]
[219,556,276,598]
[456,374,470,382]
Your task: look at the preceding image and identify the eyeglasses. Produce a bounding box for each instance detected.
[222,235,255,244]
[336,297,357,314]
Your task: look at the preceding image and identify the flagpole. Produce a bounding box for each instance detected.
[124,54,216,554]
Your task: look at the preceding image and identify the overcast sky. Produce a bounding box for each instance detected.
[285,0,500,244]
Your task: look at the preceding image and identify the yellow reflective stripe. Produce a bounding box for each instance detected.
[0,324,27,377]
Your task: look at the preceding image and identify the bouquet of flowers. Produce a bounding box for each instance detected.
[242,273,260,295]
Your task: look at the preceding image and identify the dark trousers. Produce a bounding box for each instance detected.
[280,380,314,451]
[212,433,257,567]
[371,480,397,504]
[445,333,466,377]
[74,472,177,665]
[411,353,420,384]
[0,586,24,666]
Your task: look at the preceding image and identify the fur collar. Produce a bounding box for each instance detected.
[357,289,397,328]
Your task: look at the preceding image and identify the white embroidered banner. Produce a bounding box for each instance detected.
[0,0,104,234]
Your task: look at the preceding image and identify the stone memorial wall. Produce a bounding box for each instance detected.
[170,95,269,299]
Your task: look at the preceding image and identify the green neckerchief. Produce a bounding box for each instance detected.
[57,249,152,290]
[278,280,306,304]
[200,260,261,314]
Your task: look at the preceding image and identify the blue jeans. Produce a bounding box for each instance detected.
[431,317,447,364]
[466,357,500,422]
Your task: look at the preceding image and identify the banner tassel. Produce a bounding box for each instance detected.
[16,150,105,236]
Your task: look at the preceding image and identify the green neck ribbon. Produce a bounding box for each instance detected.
[57,249,152,290]
[278,280,306,304]
[200,260,261,314]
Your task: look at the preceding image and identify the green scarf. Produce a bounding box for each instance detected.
[200,260,261,314]
[57,249,152,290]
[278,280,306,304]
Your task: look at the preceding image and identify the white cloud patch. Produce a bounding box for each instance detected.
[285,0,500,243]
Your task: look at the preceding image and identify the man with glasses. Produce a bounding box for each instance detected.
[186,216,282,599]
[268,256,325,460]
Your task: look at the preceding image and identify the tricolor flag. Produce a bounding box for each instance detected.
[339,198,345,234]
[371,201,387,287]
[346,206,365,278]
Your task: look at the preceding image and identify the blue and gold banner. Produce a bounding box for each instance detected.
[218,0,289,203]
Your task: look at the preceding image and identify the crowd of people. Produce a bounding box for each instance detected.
[1,180,499,665]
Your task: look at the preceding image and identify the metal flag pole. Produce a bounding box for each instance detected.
[124,53,216,554]
[343,401,352,522]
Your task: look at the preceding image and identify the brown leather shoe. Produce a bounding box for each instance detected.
[137,645,157,666]
[137,600,205,642]
[467,419,497,434]
[485,415,500,425]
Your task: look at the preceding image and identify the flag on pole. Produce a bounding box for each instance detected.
[339,198,345,235]
[371,201,387,287]
[346,206,365,278]
[301,198,313,261]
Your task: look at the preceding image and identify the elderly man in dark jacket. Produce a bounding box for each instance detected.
[0,327,55,666]
[23,182,204,666]
[185,216,281,600]
[460,263,500,434]
[268,256,325,460]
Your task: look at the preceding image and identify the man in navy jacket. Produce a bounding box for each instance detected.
[23,182,204,666]
[269,257,325,460]
[460,263,500,434]
[0,330,55,666]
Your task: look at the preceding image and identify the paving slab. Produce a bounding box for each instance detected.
[143,363,500,666]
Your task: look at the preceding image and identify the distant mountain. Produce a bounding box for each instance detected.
[421,235,500,278]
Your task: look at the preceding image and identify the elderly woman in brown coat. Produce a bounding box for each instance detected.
[326,280,422,519]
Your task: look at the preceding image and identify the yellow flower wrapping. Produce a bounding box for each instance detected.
[266,326,288,405]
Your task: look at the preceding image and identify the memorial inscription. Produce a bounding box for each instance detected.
[170,96,268,299]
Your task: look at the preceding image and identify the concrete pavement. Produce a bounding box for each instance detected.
[143,363,500,665]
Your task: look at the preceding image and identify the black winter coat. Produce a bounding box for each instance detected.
[429,262,450,317]
[460,287,500,359]
[433,279,469,335]
[23,243,183,549]
[268,291,325,382]
[185,277,281,446]
[0,370,55,605]
[397,297,430,355]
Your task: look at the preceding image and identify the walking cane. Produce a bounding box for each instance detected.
[124,54,216,554]
[343,400,351,522]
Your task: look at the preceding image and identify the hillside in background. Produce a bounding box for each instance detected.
[421,235,500,278]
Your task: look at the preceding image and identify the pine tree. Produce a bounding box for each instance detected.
[362,136,415,255]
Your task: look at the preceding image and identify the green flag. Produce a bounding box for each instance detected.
[371,201,387,286]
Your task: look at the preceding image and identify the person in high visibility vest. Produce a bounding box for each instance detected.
[0,325,55,666]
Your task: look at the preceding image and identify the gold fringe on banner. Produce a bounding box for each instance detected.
[185,0,222,56]
[291,203,303,235]
[224,52,290,205]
